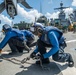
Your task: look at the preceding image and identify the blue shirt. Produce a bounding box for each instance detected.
[34,28,62,58]
[0,28,34,49]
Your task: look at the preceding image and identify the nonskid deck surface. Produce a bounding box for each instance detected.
[0,32,76,75]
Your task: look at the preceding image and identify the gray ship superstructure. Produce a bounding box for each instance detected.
[51,1,70,27]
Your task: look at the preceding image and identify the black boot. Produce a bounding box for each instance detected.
[58,53,74,67]
[67,54,74,67]
[9,52,17,55]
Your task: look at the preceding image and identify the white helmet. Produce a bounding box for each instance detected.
[2,24,11,32]
[33,22,44,28]
[30,22,44,35]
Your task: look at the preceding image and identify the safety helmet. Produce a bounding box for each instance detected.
[33,22,44,28]
[2,24,11,32]
[30,22,44,35]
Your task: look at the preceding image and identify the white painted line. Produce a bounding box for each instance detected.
[66,39,76,43]
[56,62,76,75]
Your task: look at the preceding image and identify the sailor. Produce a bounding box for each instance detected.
[0,24,35,55]
[30,22,74,67]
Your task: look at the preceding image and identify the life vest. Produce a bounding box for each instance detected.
[41,26,63,44]
[21,30,35,42]
[11,28,25,41]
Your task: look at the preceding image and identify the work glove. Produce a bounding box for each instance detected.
[30,52,36,59]
[36,54,44,60]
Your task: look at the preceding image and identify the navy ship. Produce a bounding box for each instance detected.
[51,1,70,31]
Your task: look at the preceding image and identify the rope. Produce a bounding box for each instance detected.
[0,55,51,70]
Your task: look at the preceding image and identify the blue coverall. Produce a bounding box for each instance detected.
[0,28,34,53]
[33,26,68,62]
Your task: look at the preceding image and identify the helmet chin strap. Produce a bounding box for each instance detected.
[38,32,42,37]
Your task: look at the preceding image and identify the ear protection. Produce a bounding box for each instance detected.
[37,28,43,34]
